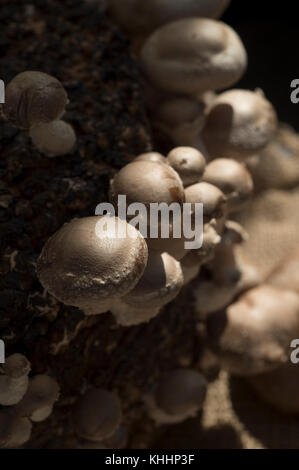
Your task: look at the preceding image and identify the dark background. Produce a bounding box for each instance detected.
[222,0,299,129]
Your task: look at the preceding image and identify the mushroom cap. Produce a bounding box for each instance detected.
[112,251,184,321]
[37,216,148,315]
[202,89,277,159]
[73,388,122,442]
[207,285,299,376]
[203,158,253,212]
[3,354,30,379]
[2,71,68,129]
[134,152,167,164]
[30,120,76,157]
[110,160,185,208]
[155,369,207,416]
[16,375,60,420]
[185,181,227,225]
[140,18,247,96]
[109,0,232,37]
[0,355,30,406]
[0,375,29,406]
[167,147,206,186]
[248,362,299,414]
[0,412,32,449]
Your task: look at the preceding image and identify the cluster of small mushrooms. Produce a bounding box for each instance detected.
[0,354,59,448]
[2,71,76,157]
[2,0,298,449]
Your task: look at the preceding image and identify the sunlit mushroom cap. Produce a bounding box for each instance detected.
[140,18,247,96]
[185,181,227,224]
[202,89,277,160]
[203,158,253,212]
[37,216,148,315]
[167,147,206,186]
[110,160,185,208]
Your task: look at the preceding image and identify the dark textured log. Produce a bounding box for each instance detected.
[0,0,201,449]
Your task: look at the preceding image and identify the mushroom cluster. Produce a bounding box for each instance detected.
[109,0,277,160]
[23,0,297,448]
[2,71,76,157]
[37,145,253,327]
[0,354,60,448]
[206,245,299,413]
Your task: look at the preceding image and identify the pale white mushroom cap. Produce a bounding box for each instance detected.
[140,18,247,96]
[202,89,277,160]
[167,147,206,186]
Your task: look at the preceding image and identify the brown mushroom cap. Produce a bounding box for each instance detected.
[134,152,167,164]
[167,147,206,186]
[0,354,31,406]
[202,89,277,160]
[111,251,183,325]
[109,0,232,37]
[30,120,76,157]
[73,388,122,442]
[155,369,207,416]
[16,375,60,422]
[2,71,68,129]
[140,18,247,97]
[37,216,148,315]
[203,158,254,213]
[110,160,185,208]
[3,354,30,379]
[207,285,299,376]
[185,181,227,226]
